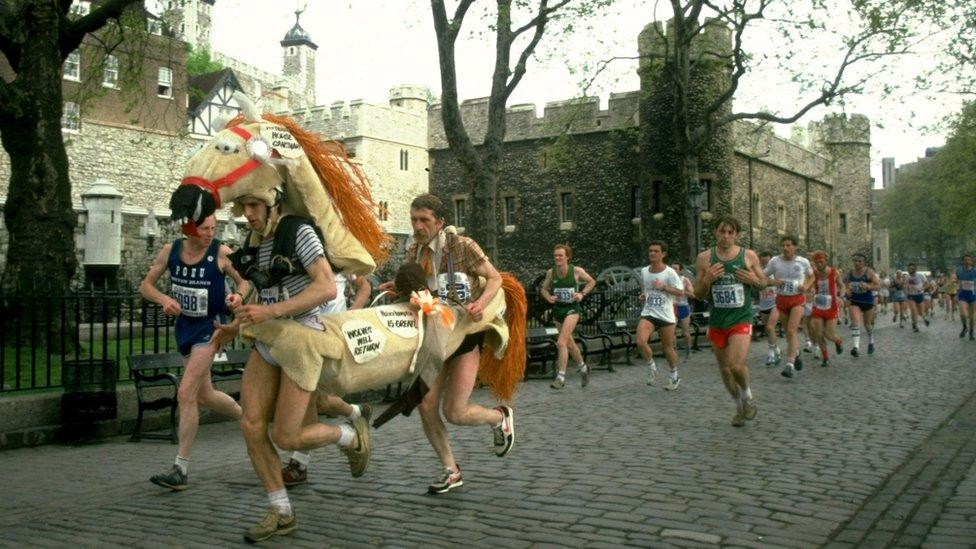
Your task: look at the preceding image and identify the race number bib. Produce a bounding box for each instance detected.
[815,294,833,310]
[553,287,575,304]
[849,282,863,293]
[960,280,975,292]
[711,283,745,308]
[172,285,208,317]
[645,292,665,309]
[438,272,471,304]
[258,287,281,305]
[780,280,799,295]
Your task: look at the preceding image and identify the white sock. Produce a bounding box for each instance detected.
[348,404,362,420]
[556,372,566,380]
[767,344,776,355]
[337,423,356,449]
[852,328,861,348]
[290,451,311,470]
[578,363,588,372]
[174,455,189,475]
[740,387,753,402]
[268,488,292,516]
[867,330,874,344]
[670,369,679,381]
[647,360,657,371]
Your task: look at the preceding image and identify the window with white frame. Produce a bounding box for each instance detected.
[454,198,466,229]
[70,1,91,16]
[503,195,517,230]
[102,55,118,88]
[63,51,80,81]
[157,67,173,97]
[559,191,574,228]
[61,102,80,132]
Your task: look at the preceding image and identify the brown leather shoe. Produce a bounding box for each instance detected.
[281,459,307,487]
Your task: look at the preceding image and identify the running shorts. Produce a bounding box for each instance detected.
[852,301,875,312]
[707,323,752,349]
[553,303,582,323]
[775,294,806,315]
[959,291,976,304]
[641,315,675,328]
[908,294,925,304]
[675,304,691,320]
[812,306,839,320]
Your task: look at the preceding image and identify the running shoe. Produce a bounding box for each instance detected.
[428,465,463,494]
[868,343,875,355]
[781,364,795,378]
[892,316,897,323]
[803,341,813,353]
[851,347,859,357]
[340,416,371,478]
[961,327,967,339]
[924,318,930,327]
[742,397,757,420]
[731,407,747,427]
[150,465,187,491]
[665,376,681,391]
[492,406,515,457]
[281,459,307,487]
[550,377,565,390]
[820,359,830,368]
[244,507,296,543]
[765,355,778,367]
[795,355,803,371]
[579,364,590,388]
[835,341,843,355]
[912,324,919,333]
[646,368,657,386]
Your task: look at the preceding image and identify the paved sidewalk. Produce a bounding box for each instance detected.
[1,314,974,547]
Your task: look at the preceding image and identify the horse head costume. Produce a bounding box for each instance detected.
[169,93,526,422]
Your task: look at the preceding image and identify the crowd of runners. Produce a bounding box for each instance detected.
[142,195,974,542]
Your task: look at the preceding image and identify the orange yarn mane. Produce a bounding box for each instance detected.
[227,114,391,265]
[477,273,527,402]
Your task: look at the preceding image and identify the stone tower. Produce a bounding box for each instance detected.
[388,85,428,113]
[162,0,216,52]
[280,9,317,110]
[812,114,872,266]
[637,19,735,264]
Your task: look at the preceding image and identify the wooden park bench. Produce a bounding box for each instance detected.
[597,318,643,365]
[128,348,250,443]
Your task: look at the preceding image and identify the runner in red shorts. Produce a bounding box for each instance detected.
[762,235,814,378]
[809,251,844,367]
[695,216,766,427]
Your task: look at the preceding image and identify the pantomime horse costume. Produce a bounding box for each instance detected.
[168,93,526,424]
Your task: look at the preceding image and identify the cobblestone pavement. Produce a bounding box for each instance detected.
[1,312,974,548]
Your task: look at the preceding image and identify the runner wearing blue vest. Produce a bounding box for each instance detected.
[957,253,976,340]
[141,214,249,491]
[845,254,881,356]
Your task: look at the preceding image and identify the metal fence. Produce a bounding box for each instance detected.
[0,282,246,393]
[0,281,656,393]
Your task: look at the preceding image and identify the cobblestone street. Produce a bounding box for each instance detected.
[1,314,974,548]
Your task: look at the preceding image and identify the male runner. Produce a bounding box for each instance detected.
[141,215,248,491]
[637,242,684,390]
[757,251,781,367]
[392,194,515,494]
[694,216,764,427]
[671,261,696,359]
[540,244,596,389]
[809,251,843,367]
[957,253,976,340]
[890,271,908,327]
[763,236,814,379]
[905,263,929,332]
[210,192,370,542]
[845,253,881,356]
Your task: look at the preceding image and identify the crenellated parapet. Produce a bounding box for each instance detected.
[428,91,641,149]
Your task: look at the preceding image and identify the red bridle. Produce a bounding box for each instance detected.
[179,126,264,209]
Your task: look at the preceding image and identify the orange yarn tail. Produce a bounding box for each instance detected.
[478,273,527,402]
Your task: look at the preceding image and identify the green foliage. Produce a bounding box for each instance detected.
[186,45,223,76]
[878,102,976,265]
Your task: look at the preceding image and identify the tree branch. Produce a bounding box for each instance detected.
[60,0,139,57]
[430,0,479,163]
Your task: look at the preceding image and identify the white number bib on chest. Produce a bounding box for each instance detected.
[172,285,208,317]
[258,287,281,305]
[960,280,975,292]
[553,287,575,304]
[780,280,799,295]
[712,283,745,308]
[645,292,666,309]
[438,272,471,303]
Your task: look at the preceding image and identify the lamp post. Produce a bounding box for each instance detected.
[687,179,708,262]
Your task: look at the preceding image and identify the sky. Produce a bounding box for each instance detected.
[206,0,962,187]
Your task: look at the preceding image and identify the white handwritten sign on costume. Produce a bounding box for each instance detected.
[260,124,303,158]
[341,319,386,364]
[375,309,419,339]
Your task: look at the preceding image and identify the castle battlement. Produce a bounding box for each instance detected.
[428,91,641,149]
[733,120,832,183]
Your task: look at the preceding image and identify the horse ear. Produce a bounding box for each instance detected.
[232,91,262,122]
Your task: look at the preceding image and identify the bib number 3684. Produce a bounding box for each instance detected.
[712,284,744,308]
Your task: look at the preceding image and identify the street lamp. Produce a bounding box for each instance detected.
[688,179,709,260]
[141,209,158,254]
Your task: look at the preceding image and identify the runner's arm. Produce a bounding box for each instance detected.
[539,269,554,300]
[574,266,596,300]
[139,243,181,315]
[348,275,372,310]
[219,244,250,310]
